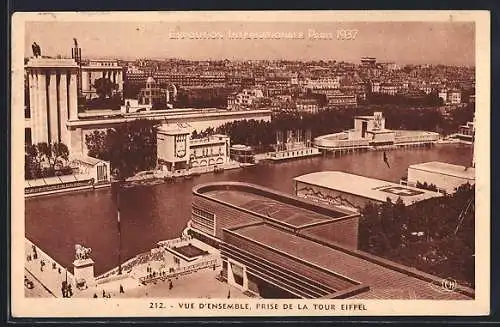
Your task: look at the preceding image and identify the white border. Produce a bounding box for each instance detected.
[11,10,490,317]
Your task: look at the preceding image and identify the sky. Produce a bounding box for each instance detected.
[24,21,475,65]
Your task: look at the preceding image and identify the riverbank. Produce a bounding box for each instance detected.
[24,161,244,198]
[123,161,244,187]
[25,143,473,276]
[25,174,111,199]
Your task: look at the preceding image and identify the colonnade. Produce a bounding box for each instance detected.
[26,61,78,146]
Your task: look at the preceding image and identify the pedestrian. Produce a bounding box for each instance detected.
[169,280,173,290]
[68,284,73,297]
[93,293,98,298]
[383,151,391,168]
[102,290,106,298]
[58,267,61,274]
[61,281,67,298]
[52,262,56,269]
[119,284,124,293]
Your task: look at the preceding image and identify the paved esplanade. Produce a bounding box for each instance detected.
[25,238,75,297]
[25,238,249,299]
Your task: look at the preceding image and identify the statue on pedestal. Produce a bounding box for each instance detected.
[75,244,92,261]
[31,42,41,58]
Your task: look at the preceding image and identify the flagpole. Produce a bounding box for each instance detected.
[64,268,68,298]
[117,178,122,275]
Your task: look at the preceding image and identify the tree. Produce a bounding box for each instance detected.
[450,103,475,127]
[25,149,40,180]
[85,119,161,178]
[85,130,109,160]
[416,181,438,192]
[25,142,71,179]
[93,77,117,99]
[191,130,199,139]
[51,142,70,166]
[358,183,475,287]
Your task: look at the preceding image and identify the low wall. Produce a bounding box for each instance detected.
[25,179,111,198]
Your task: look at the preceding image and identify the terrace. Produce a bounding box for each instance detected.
[196,182,356,230]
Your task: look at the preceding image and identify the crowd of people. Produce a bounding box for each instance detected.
[26,243,71,296]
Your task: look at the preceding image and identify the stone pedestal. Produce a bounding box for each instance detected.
[73,258,95,288]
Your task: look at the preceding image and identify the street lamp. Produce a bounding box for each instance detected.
[112,168,123,275]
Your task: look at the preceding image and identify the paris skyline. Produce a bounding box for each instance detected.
[24,21,475,66]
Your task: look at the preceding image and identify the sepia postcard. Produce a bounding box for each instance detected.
[11,10,490,318]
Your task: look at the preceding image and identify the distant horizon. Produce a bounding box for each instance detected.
[25,55,476,68]
[25,21,475,66]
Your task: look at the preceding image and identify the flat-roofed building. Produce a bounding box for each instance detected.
[360,57,377,67]
[137,77,169,109]
[81,59,124,100]
[294,171,442,211]
[449,90,462,104]
[380,83,398,95]
[157,124,190,172]
[230,144,255,164]
[371,81,380,93]
[228,88,264,110]
[303,77,340,90]
[189,134,231,169]
[188,182,473,300]
[295,98,319,114]
[352,112,395,145]
[314,112,439,150]
[457,121,475,142]
[407,161,475,194]
[157,124,231,173]
[326,93,357,107]
[438,89,462,105]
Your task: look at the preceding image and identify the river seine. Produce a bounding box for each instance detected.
[25,144,473,275]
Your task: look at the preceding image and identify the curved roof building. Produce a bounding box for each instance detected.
[188,182,473,300]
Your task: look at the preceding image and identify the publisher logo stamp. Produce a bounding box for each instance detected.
[428,278,458,294]
[441,278,457,292]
